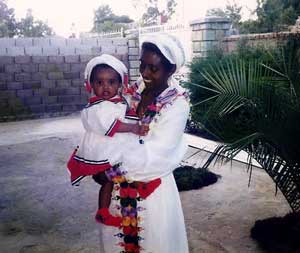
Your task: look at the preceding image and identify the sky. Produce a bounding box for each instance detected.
[8,0,257,37]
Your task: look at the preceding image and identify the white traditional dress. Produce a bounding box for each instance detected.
[68,35,190,253]
[98,76,190,253]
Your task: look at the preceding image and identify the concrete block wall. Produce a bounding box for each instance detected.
[0,37,134,121]
[0,37,129,56]
[9,27,298,120]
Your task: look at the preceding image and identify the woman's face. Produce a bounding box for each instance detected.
[139,49,172,91]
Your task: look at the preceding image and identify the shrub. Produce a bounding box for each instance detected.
[185,43,277,140]
[251,213,300,252]
[173,165,220,191]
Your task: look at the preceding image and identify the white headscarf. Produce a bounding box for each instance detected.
[139,33,186,93]
[84,54,128,94]
[140,33,186,73]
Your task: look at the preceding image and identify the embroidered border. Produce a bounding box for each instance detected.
[129,80,189,130]
[117,181,144,253]
[107,165,145,253]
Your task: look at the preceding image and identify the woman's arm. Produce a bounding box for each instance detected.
[117,122,149,136]
[121,96,190,181]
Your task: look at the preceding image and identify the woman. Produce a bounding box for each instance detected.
[97,33,190,253]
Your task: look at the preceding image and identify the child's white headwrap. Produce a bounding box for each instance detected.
[140,33,186,73]
[84,54,128,93]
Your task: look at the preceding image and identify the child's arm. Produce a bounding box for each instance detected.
[117,121,149,136]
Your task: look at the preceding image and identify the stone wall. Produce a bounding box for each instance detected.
[0,35,139,121]
[190,17,300,58]
[222,32,300,53]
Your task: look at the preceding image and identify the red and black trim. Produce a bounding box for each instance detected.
[125,109,140,121]
[105,119,121,137]
[86,96,127,110]
[125,115,140,121]
[88,96,125,105]
[67,148,112,185]
[71,175,85,186]
[86,99,105,108]
[73,155,109,165]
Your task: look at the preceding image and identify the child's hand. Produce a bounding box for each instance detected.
[131,123,149,136]
[139,124,149,136]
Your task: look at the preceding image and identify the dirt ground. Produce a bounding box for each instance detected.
[0,116,291,253]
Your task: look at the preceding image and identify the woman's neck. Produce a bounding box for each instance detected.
[143,83,168,98]
[136,83,168,118]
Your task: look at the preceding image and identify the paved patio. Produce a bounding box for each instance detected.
[0,115,290,252]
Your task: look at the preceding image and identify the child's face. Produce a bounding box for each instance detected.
[91,67,121,99]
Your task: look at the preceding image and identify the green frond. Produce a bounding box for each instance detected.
[188,38,300,212]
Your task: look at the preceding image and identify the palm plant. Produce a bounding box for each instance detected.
[187,36,300,212]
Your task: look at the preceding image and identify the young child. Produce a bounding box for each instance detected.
[67,54,160,227]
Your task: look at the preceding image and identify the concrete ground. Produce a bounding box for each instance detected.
[0,115,291,253]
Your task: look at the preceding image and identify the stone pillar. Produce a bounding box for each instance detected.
[125,30,140,83]
[190,16,231,58]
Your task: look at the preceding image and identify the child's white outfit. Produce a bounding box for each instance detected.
[67,53,139,185]
[67,94,139,185]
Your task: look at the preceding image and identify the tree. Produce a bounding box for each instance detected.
[206,1,242,28]
[141,3,160,26]
[164,0,177,22]
[92,4,133,33]
[206,8,227,18]
[257,0,300,32]
[141,0,177,26]
[187,36,300,212]
[17,9,53,37]
[93,5,114,25]
[0,0,17,37]
[238,19,261,34]
[241,0,300,33]
[206,0,300,34]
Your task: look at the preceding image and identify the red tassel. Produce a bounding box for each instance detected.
[124,74,128,88]
[85,81,92,93]
[137,178,161,199]
[95,208,122,227]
